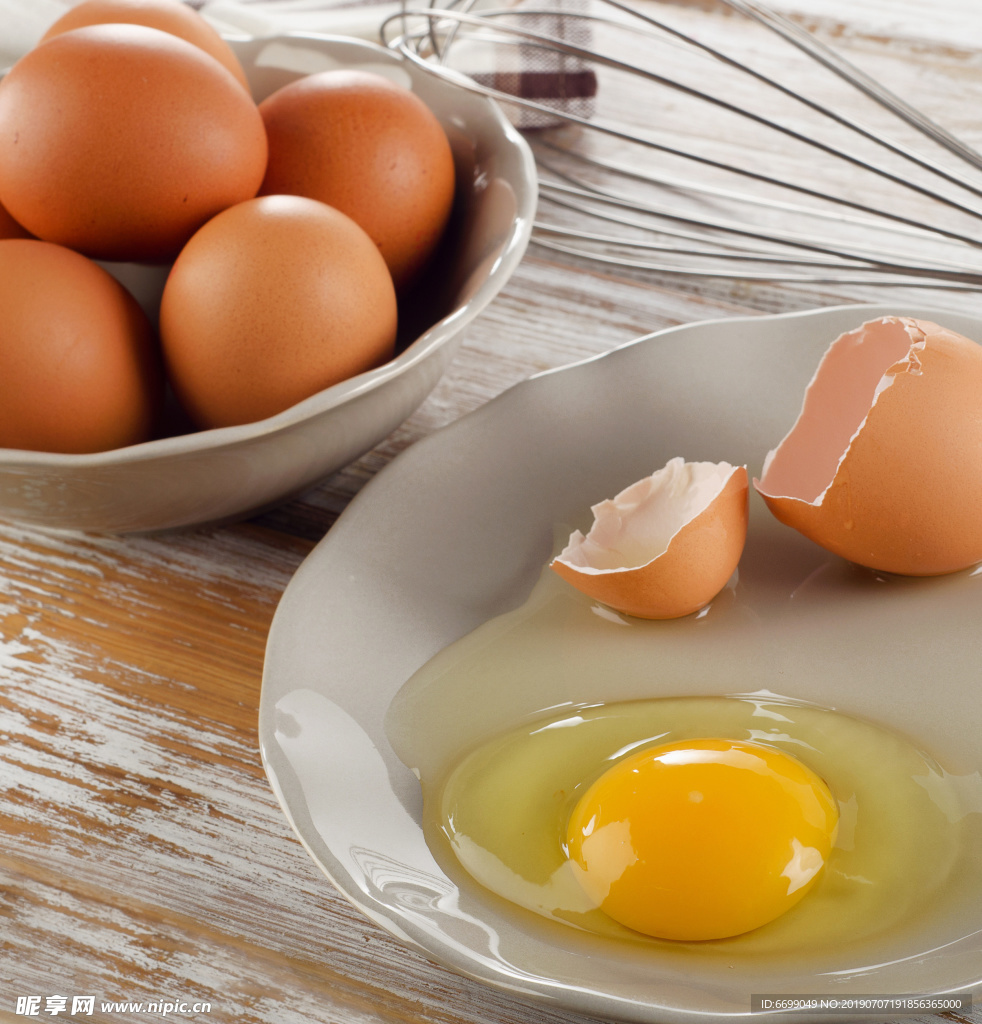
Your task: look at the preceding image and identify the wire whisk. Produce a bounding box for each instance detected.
[382,0,982,288]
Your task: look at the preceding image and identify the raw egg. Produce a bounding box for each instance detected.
[551,458,748,619]
[0,239,161,453]
[755,316,982,576]
[159,195,397,429]
[38,0,250,90]
[258,69,456,291]
[565,737,838,941]
[0,23,267,262]
[402,685,976,955]
[386,561,982,962]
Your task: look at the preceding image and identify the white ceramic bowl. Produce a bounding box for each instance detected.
[260,303,982,1024]
[0,33,535,533]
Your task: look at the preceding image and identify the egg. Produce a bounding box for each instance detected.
[258,69,456,291]
[158,194,398,430]
[425,692,974,953]
[755,316,982,576]
[386,558,982,960]
[0,196,31,239]
[0,24,267,262]
[551,458,749,619]
[38,0,250,91]
[565,737,838,941]
[0,239,161,453]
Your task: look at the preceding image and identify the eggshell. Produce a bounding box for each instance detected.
[551,458,749,619]
[38,0,250,90]
[0,239,161,453]
[0,24,267,262]
[754,315,982,576]
[258,69,456,291]
[158,194,398,430]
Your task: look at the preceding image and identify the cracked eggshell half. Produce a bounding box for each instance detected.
[754,316,982,576]
[551,457,749,619]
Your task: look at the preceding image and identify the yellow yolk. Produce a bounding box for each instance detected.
[565,738,839,941]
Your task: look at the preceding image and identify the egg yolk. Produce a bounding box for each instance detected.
[565,737,839,941]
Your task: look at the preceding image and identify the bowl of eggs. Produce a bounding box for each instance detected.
[0,2,535,532]
[260,303,982,1023]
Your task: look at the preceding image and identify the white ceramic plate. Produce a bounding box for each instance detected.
[0,33,535,532]
[260,303,982,1023]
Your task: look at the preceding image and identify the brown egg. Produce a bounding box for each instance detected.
[755,315,982,576]
[551,458,749,619]
[39,0,250,90]
[0,24,267,262]
[0,196,31,239]
[258,69,456,291]
[159,195,398,430]
[0,239,161,453]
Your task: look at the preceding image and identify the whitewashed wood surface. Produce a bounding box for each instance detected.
[2,1,981,1022]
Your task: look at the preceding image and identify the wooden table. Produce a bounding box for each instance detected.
[3,1,981,1021]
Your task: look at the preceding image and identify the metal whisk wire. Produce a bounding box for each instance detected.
[382,0,982,287]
